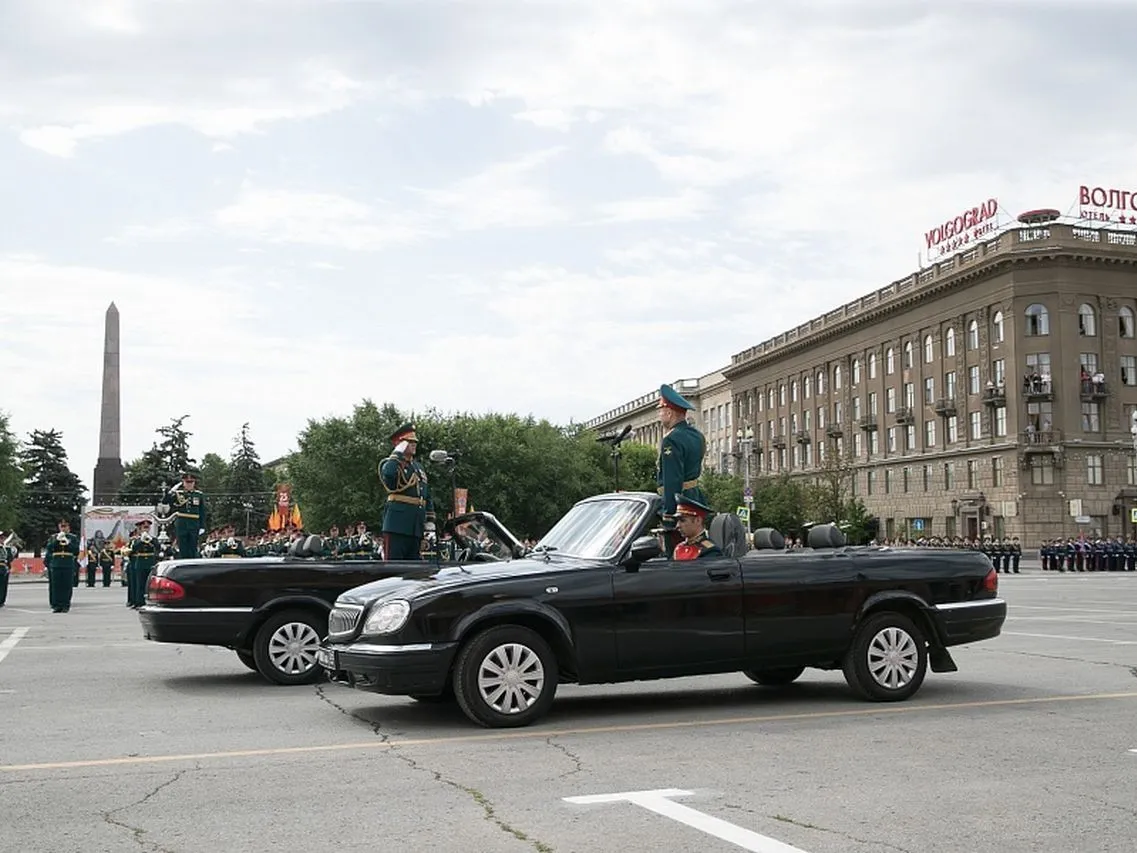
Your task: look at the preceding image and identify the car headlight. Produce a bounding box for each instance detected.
[362,599,411,635]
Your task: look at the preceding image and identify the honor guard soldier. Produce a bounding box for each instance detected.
[672,496,723,561]
[45,519,81,613]
[165,471,207,558]
[216,529,245,558]
[126,521,159,609]
[96,539,116,586]
[0,532,13,607]
[656,384,707,556]
[378,423,436,560]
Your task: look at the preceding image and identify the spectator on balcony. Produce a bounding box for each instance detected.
[1092,370,1105,392]
[1025,422,1036,443]
[1080,367,1091,394]
[1040,370,1051,392]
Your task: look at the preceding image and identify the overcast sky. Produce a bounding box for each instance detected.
[2,0,1135,493]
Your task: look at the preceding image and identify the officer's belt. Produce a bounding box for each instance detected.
[388,495,426,507]
[51,551,72,558]
[175,512,200,519]
[656,480,700,494]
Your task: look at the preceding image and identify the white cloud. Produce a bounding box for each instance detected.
[593,189,713,224]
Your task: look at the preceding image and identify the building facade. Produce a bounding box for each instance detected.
[586,223,1137,545]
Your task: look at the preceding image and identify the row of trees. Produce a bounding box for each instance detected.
[0,402,875,551]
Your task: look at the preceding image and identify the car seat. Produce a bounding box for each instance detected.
[708,513,750,557]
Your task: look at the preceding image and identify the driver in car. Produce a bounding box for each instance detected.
[672,495,722,561]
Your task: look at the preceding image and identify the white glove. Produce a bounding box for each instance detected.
[199,529,205,535]
[424,522,436,533]
[394,440,409,455]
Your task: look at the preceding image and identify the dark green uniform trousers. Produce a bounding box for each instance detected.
[383,533,421,561]
[128,561,154,608]
[49,567,75,611]
[85,564,98,586]
[174,522,200,558]
[0,568,8,606]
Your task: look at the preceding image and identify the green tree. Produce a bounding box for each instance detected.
[157,415,195,474]
[198,453,229,499]
[17,429,87,552]
[840,497,876,544]
[700,468,745,514]
[220,423,270,532]
[0,412,23,532]
[118,415,197,504]
[750,473,808,536]
[804,445,858,524]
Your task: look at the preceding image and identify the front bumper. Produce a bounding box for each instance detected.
[319,641,458,695]
[138,605,253,647]
[931,598,1007,646]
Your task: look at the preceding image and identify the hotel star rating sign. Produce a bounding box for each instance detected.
[564,789,811,852]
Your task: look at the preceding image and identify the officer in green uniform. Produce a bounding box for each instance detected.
[655,384,707,556]
[672,495,723,560]
[0,532,14,607]
[93,537,116,586]
[126,520,159,608]
[45,519,81,613]
[216,530,246,558]
[165,471,207,558]
[378,423,436,561]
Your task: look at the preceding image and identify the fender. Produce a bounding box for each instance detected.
[252,593,333,615]
[855,590,945,646]
[451,599,574,650]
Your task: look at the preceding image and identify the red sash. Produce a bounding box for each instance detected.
[674,541,700,561]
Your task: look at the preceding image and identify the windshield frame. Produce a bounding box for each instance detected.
[534,494,654,561]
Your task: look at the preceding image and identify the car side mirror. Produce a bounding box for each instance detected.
[624,535,662,568]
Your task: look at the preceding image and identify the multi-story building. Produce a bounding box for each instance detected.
[586,221,1137,545]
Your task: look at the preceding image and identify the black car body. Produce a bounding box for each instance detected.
[320,492,1006,728]
[137,512,525,684]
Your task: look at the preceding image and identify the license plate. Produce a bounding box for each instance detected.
[316,648,335,670]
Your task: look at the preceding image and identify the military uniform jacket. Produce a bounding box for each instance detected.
[379,453,435,538]
[0,544,13,573]
[45,533,80,570]
[128,537,159,568]
[168,488,207,530]
[674,533,722,561]
[656,420,707,526]
[97,547,115,568]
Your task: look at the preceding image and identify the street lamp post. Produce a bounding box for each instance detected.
[736,425,755,533]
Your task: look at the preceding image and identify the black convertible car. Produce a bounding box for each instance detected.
[137,512,525,685]
[320,492,1007,728]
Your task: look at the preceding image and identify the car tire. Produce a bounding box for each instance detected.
[842,611,927,702]
[453,625,558,728]
[235,649,258,672]
[742,666,804,686]
[252,609,327,686]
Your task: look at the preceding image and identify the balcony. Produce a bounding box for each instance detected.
[857,415,878,431]
[1080,380,1109,402]
[1022,379,1053,403]
[1021,428,1062,450]
[933,397,958,417]
[771,433,787,449]
[894,407,915,425]
[824,423,843,439]
[795,430,811,445]
[982,385,1006,407]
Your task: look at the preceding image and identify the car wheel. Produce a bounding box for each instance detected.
[235,649,258,672]
[453,625,558,728]
[742,666,804,686]
[252,609,326,686]
[842,612,927,702]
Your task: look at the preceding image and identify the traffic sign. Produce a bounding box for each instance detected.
[743,486,753,498]
[743,495,754,505]
[1129,508,1137,524]
[736,507,750,522]
[912,518,924,532]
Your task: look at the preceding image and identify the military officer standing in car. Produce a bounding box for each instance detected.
[672,496,723,560]
[378,423,435,560]
[45,519,81,613]
[165,471,207,558]
[656,384,707,556]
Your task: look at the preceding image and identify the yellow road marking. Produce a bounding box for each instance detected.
[5,690,1137,773]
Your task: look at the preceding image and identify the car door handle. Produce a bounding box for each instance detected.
[707,567,733,581]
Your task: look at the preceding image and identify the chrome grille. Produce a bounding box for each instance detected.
[327,604,364,638]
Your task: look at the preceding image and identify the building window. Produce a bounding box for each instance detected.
[1026,402,1053,434]
[868,392,878,416]
[1025,353,1052,387]
[944,463,954,489]
[779,384,786,406]
[834,402,843,424]
[1030,458,1054,485]
[992,310,1005,344]
[967,320,979,350]
[817,370,826,394]
[945,371,957,399]
[970,411,982,439]
[906,425,916,450]
[867,470,876,495]
[992,456,1004,487]
[854,432,863,456]
[768,389,775,410]
[1122,356,1137,386]
[992,358,1006,387]
[1078,303,1097,337]
[923,465,931,491]
[804,376,812,399]
[886,387,896,413]
[925,420,936,448]
[869,352,878,379]
[1128,455,1137,486]
[885,469,893,494]
[817,406,826,428]
[852,358,861,385]
[1121,306,1135,339]
[834,365,842,390]
[924,377,935,405]
[903,341,913,369]
[886,348,895,375]
[791,381,799,402]
[1024,303,1050,336]
[852,397,861,420]
[869,430,879,455]
[904,382,915,408]
[803,410,811,431]
[1080,352,1099,374]
[945,328,956,358]
[887,427,897,453]
[947,415,959,443]
[969,366,980,395]
[1082,402,1101,432]
[923,335,934,364]
[1087,454,1104,485]
[994,406,1007,437]
[790,413,798,434]
[902,467,910,493]
[967,459,977,490]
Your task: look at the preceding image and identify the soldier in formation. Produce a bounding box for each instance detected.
[125,520,159,609]
[1039,536,1136,572]
[45,519,80,613]
[0,532,15,607]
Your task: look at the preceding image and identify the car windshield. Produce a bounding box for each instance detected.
[535,498,647,559]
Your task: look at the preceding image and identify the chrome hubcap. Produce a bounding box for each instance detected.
[268,622,321,675]
[867,626,918,689]
[477,643,544,714]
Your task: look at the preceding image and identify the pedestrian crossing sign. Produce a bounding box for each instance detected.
[1130,507,1137,524]
[736,506,750,522]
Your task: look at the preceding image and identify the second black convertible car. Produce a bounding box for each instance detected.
[319,492,1006,728]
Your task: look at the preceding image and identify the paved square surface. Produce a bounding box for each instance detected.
[2,570,1135,852]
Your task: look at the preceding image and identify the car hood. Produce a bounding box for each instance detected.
[335,555,578,605]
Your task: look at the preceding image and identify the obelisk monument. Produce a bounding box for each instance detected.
[93,302,124,503]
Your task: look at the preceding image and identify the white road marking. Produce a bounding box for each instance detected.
[1007,617,1137,625]
[1010,606,1137,615]
[564,789,811,852]
[1002,632,1137,645]
[0,628,30,665]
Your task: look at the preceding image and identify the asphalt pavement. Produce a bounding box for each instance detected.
[1,568,1135,853]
